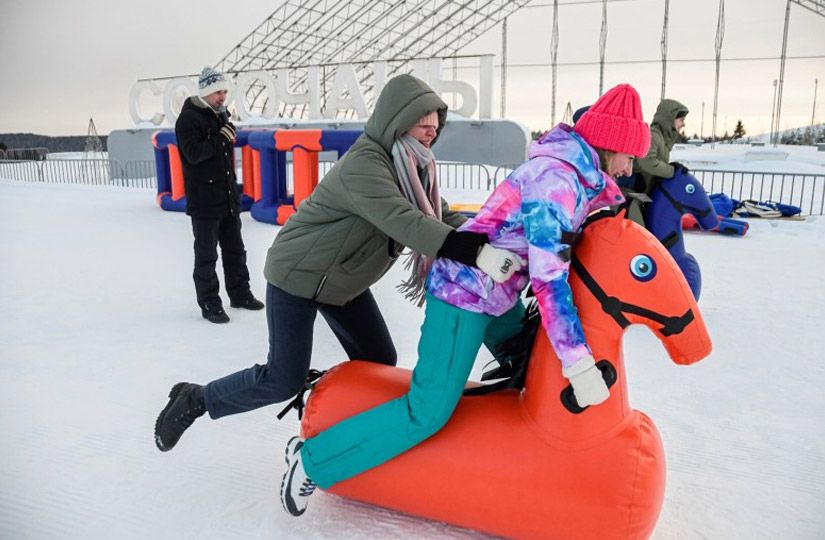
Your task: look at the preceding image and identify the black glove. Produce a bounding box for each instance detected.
[437,230,488,266]
[669,161,689,175]
[219,122,236,143]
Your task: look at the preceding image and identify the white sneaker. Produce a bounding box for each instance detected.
[284,436,301,464]
[280,436,316,516]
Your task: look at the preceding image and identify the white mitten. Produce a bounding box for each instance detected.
[562,356,609,407]
[476,244,526,283]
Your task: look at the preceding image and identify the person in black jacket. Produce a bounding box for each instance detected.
[175,66,263,324]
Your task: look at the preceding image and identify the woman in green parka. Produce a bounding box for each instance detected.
[624,98,689,225]
[153,74,523,453]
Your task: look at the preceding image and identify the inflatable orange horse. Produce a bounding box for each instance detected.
[301,211,712,539]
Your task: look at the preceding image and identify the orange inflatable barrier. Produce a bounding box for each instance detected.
[275,130,322,209]
[167,145,186,202]
[301,211,712,539]
[241,145,260,202]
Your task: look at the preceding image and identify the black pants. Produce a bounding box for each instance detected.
[204,283,398,418]
[191,214,251,309]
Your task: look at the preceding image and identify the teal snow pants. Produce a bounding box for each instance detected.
[301,294,524,489]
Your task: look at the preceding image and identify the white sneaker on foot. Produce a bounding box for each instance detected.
[280,436,316,516]
[284,435,301,464]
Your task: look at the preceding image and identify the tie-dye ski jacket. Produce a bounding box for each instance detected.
[427,124,625,368]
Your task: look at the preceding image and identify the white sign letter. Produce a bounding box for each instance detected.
[276,67,321,120]
[372,61,387,101]
[426,58,477,118]
[233,70,279,121]
[478,55,494,119]
[325,64,369,118]
[129,81,165,126]
[163,78,199,125]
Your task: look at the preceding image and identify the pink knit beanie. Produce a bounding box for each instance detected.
[574,84,650,158]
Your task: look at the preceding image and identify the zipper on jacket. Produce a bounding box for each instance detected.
[312,275,328,300]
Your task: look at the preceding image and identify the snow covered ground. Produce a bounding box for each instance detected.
[672,143,825,175]
[1,171,824,539]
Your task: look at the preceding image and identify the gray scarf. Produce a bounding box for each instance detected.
[391,134,441,306]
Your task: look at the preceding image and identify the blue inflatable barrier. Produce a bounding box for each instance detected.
[248,129,361,225]
[152,130,255,213]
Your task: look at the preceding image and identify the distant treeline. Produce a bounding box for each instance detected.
[0,133,108,155]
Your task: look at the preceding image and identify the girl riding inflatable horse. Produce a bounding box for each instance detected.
[280,84,651,517]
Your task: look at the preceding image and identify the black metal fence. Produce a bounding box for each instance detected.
[2,157,823,216]
[445,164,825,216]
[0,159,157,188]
[689,169,825,216]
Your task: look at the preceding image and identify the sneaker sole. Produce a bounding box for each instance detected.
[280,452,306,516]
[284,436,301,465]
[154,382,187,452]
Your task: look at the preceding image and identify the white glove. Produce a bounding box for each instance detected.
[562,355,609,407]
[476,244,526,283]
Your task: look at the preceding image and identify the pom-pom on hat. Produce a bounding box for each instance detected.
[198,66,230,98]
[574,84,650,158]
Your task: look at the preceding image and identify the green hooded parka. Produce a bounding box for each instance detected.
[263,74,465,306]
[633,98,689,194]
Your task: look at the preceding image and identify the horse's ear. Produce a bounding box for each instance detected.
[615,205,629,220]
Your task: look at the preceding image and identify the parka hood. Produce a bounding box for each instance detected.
[364,74,448,153]
[652,99,688,133]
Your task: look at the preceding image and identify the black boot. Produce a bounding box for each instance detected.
[230,294,264,311]
[201,305,230,323]
[154,383,206,452]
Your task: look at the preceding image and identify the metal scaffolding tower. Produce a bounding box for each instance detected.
[774,0,825,144]
[711,0,725,146]
[791,0,825,15]
[660,0,670,101]
[84,118,104,157]
[549,0,559,125]
[214,0,531,118]
[598,0,608,95]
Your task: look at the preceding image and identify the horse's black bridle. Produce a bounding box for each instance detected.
[658,183,712,219]
[570,255,695,336]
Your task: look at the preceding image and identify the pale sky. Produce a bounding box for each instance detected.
[1,0,823,137]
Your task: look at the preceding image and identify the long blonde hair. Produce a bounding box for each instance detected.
[594,148,615,175]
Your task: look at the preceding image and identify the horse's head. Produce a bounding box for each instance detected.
[649,168,718,231]
[571,210,712,365]
[520,210,712,439]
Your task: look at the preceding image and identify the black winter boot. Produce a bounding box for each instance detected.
[154,383,206,452]
[230,295,264,311]
[201,305,230,323]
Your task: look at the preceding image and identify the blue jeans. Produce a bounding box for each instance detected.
[204,283,397,418]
